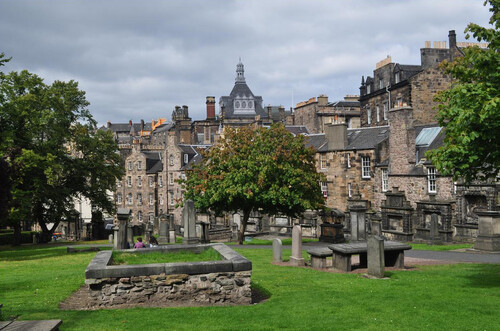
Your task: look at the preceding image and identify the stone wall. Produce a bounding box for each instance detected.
[86,271,252,307]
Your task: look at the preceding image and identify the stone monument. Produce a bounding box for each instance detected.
[183,200,199,244]
[273,238,283,263]
[428,213,443,245]
[158,215,169,244]
[290,225,305,266]
[367,235,385,278]
[474,211,500,251]
[116,208,131,249]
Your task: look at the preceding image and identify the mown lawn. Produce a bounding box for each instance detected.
[0,244,499,331]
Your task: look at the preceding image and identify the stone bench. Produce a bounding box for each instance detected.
[0,320,62,331]
[307,247,333,269]
[328,241,411,272]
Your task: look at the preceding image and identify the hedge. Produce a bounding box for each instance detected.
[0,231,38,245]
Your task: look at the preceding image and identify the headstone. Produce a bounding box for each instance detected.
[200,222,210,243]
[351,212,359,241]
[474,211,500,251]
[273,238,283,263]
[169,230,176,244]
[290,225,305,266]
[367,235,385,278]
[108,234,113,244]
[113,226,119,248]
[127,224,134,248]
[371,219,382,236]
[158,216,169,244]
[183,200,199,244]
[428,213,443,245]
[116,208,131,249]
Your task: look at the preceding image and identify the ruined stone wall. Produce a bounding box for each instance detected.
[86,271,252,307]
[410,67,451,125]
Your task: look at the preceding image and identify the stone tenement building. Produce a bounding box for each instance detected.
[359,30,467,128]
[293,95,361,134]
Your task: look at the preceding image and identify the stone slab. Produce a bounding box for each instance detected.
[272,238,282,262]
[329,241,411,254]
[0,320,62,331]
[367,236,385,278]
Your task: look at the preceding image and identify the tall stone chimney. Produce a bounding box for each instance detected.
[448,30,457,48]
[140,119,144,131]
[206,96,215,120]
[388,106,416,175]
[318,94,328,107]
[326,123,348,150]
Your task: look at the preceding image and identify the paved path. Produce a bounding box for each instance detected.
[232,242,500,264]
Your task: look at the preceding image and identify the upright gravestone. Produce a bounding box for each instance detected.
[108,234,113,244]
[158,215,169,244]
[116,208,131,249]
[290,225,305,266]
[113,226,119,248]
[474,211,500,251]
[273,238,283,263]
[367,235,385,278]
[127,224,134,248]
[428,213,443,245]
[183,200,199,244]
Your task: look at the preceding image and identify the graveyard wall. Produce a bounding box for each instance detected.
[86,271,252,307]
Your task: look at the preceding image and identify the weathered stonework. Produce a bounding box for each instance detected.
[85,244,252,307]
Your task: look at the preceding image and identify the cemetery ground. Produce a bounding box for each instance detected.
[1,244,499,331]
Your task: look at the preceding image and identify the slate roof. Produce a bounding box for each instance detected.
[178,145,210,170]
[346,126,390,150]
[305,134,328,151]
[328,100,360,108]
[152,122,174,133]
[105,122,153,134]
[285,125,310,136]
[143,151,162,174]
[395,64,423,80]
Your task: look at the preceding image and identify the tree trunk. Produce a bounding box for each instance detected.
[237,209,251,245]
[12,222,21,246]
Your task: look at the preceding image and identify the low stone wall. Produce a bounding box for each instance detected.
[85,243,252,307]
[87,271,252,306]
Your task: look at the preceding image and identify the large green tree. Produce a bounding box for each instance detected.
[427,0,500,183]
[182,124,325,244]
[0,56,123,244]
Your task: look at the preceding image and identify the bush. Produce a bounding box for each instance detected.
[0,231,37,245]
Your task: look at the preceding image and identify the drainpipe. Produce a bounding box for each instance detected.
[386,85,391,109]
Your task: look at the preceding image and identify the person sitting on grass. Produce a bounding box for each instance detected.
[133,237,146,249]
[149,236,159,247]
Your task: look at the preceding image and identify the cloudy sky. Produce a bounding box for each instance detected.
[0,0,492,125]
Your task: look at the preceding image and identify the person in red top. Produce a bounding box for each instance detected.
[133,237,146,249]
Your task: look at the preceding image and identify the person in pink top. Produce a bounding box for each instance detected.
[133,237,146,249]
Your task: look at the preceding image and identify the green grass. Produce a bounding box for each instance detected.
[408,243,474,251]
[0,245,499,330]
[111,248,221,265]
[227,238,318,245]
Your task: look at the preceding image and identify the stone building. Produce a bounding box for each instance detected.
[293,95,360,134]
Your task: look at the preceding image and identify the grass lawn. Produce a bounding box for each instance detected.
[408,243,474,251]
[227,238,318,246]
[0,245,499,330]
[111,248,221,265]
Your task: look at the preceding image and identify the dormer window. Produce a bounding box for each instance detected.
[367,85,371,94]
[379,78,384,89]
[184,154,188,164]
[395,72,401,84]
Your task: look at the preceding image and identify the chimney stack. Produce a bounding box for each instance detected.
[326,123,348,150]
[206,96,215,120]
[448,30,457,49]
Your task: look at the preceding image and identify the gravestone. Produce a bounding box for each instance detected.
[367,235,385,278]
[474,211,500,251]
[273,238,283,263]
[290,225,305,266]
[350,211,366,241]
[183,200,199,244]
[113,226,118,248]
[108,234,113,244]
[116,208,131,249]
[370,219,382,236]
[158,215,169,244]
[428,213,443,245]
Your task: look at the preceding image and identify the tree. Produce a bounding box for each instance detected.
[182,124,325,244]
[0,59,123,244]
[427,0,500,183]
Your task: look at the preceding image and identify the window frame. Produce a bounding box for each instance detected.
[382,168,388,192]
[138,176,142,187]
[346,153,351,168]
[117,193,122,204]
[367,107,372,125]
[320,153,327,169]
[383,102,388,120]
[149,176,154,187]
[127,176,132,187]
[361,157,371,179]
[137,161,142,170]
[427,167,437,193]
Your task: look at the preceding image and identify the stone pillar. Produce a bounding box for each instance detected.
[113,226,119,248]
[116,208,131,249]
[273,238,282,263]
[183,200,199,244]
[367,235,385,278]
[370,218,382,236]
[290,225,305,266]
[158,215,169,244]
[474,211,500,251]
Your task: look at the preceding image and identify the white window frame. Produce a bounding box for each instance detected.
[367,107,372,125]
[169,155,174,166]
[428,167,437,193]
[116,180,122,188]
[138,211,142,222]
[395,72,400,84]
[117,193,122,204]
[169,191,174,206]
[367,84,371,94]
[159,194,164,205]
[138,176,142,187]
[348,183,352,198]
[137,193,142,205]
[346,153,351,168]
[361,157,371,178]
[127,193,133,205]
[169,173,174,185]
[320,154,327,169]
[379,78,384,89]
[382,168,388,192]
[376,105,380,123]
[137,161,142,170]
[127,176,132,187]
[383,102,388,120]
[159,176,163,187]
[149,193,154,205]
[320,181,328,198]
[128,161,132,170]
[149,176,154,187]
[184,154,189,164]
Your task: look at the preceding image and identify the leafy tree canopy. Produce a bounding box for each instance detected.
[182,124,325,244]
[427,0,500,183]
[0,56,123,242]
